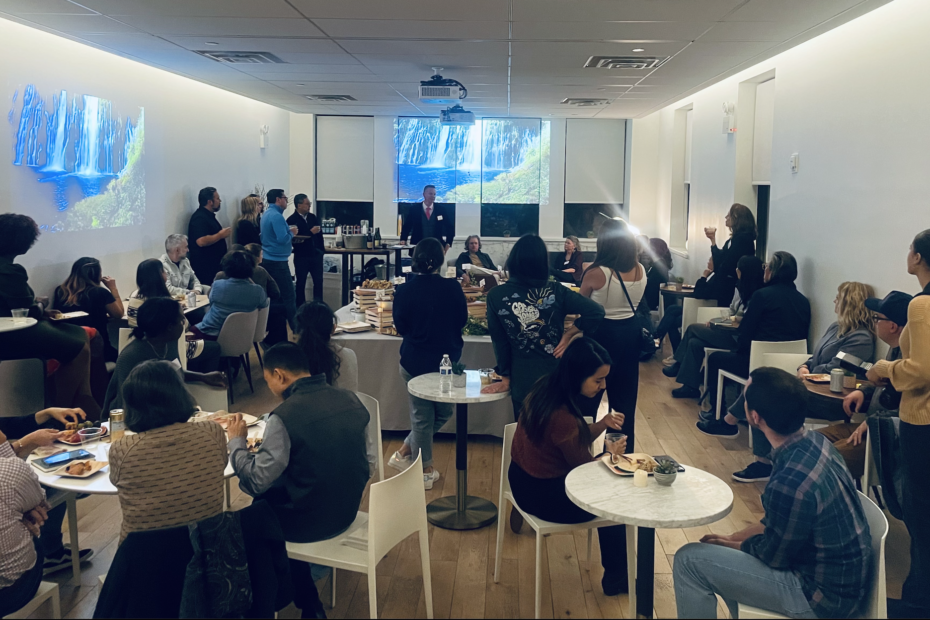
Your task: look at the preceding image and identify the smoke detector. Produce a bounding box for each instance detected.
[195,50,285,64]
[304,95,357,102]
[561,98,610,107]
[584,56,669,70]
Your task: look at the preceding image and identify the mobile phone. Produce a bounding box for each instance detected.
[653,455,686,473]
[836,351,873,377]
[34,450,94,471]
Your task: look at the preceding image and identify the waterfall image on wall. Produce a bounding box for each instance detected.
[395,117,549,205]
[9,84,145,232]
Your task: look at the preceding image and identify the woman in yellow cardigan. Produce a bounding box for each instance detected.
[867,228,930,618]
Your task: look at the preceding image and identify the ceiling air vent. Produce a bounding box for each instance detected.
[584,56,669,70]
[194,50,285,64]
[304,95,358,102]
[561,98,610,107]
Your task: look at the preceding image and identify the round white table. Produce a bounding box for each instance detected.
[407,370,509,530]
[566,461,733,619]
[0,317,37,332]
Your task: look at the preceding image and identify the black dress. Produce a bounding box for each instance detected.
[53,285,118,362]
[236,218,261,246]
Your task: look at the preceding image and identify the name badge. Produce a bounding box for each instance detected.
[437,215,443,221]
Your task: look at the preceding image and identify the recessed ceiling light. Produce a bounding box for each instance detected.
[632,48,645,53]
[205,41,219,46]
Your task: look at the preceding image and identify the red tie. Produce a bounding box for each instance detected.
[425,206,432,220]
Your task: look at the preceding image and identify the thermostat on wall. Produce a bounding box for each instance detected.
[789,153,799,174]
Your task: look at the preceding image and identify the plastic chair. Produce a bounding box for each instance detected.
[691,307,732,397]
[682,297,716,334]
[286,451,434,619]
[251,305,270,370]
[738,491,887,619]
[715,340,808,421]
[216,310,259,405]
[493,423,636,619]
[0,359,46,418]
[3,581,60,619]
[356,392,385,482]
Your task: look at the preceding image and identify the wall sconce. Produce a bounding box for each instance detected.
[722,103,736,134]
[259,125,270,149]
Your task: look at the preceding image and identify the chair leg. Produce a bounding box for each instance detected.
[419,528,434,619]
[626,525,637,619]
[242,354,254,394]
[224,478,231,510]
[715,372,724,421]
[535,532,543,619]
[50,583,61,619]
[66,494,80,579]
[586,529,593,567]
[226,358,235,405]
[331,568,337,608]
[254,342,264,370]
[368,570,378,619]
[493,502,506,583]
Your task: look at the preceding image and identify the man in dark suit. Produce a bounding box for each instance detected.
[286,194,324,307]
[400,184,454,253]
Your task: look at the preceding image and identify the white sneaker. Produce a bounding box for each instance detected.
[423,469,441,490]
[388,451,412,473]
[662,356,677,366]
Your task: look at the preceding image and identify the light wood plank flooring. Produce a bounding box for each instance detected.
[30,348,910,619]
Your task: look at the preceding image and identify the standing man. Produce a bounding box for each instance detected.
[287,194,324,307]
[261,188,298,330]
[187,187,231,285]
[400,184,454,253]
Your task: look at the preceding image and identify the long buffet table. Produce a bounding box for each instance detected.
[332,304,514,437]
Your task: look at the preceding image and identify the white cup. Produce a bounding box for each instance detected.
[11,308,28,324]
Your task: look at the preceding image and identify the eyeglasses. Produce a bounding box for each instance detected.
[871,314,892,323]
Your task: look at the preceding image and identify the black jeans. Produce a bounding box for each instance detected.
[0,538,44,617]
[674,324,737,389]
[294,254,324,308]
[900,421,930,611]
[589,317,641,451]
[509,462,627,576]
[655,304,684,352]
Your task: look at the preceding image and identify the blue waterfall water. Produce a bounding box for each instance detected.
[395,118,540,171]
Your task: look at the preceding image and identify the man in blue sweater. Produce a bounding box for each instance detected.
[260,189,298,330]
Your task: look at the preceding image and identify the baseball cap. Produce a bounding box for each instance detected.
[864,291,913,327]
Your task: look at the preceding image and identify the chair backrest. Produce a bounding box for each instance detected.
[682,298,716,333]
[696,306,729,324]
[216,310,259,357]
[253,305,270,344]
[501,423,518,497]
[857,491,888,619]
[761,352,811,375]
[119,327,190,371]
[186,383,229,413]
[118,327,133,354]
[0,359,45,418]
[368,451,427,565]
[748,340,807,373]
[356,392,384,482]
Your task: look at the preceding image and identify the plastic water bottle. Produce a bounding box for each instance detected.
[439,354,453,394]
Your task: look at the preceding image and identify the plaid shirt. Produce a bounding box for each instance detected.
[742,431,871,618]
[0,442,45,588]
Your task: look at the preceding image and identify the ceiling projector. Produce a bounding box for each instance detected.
[439,105,475,126]
[418,71,467,104]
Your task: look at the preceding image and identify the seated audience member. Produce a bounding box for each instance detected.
[109,361,227,543]
[192,250,269,340]
[102,298,224,412]
[160,234,205,298]
[227,343,370,619]
[127,258,173,326]
[643,237,672,312]
[663,255,765,396]
[0,214,97,416]
[0,433,48,617]
[799,281,876,376]
[673,368,871,620]
[295,301,358,392]
[237,194,263,246]
[655,255,735,354]
[510,338,629,595]
[636,234,654,274]
[54,257,124,362]
[455,235,496,279]
[818,291,911,479]
[559,235,585,284]
[0,407,95,574]
[215,244,280,300]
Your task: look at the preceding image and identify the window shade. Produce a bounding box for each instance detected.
[316,116,374,201]
[564,119,626,204]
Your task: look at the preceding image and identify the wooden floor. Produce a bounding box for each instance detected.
[34,346,911,619]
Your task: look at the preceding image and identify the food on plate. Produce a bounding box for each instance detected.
[805,374,831,383]
[65,462,90,476]
[360,279,393,290]
[610,453,657,472]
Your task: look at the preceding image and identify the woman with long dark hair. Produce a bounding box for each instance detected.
[483,234,605,421]
[295,300,357,392]
[509,337,630,596]
[126,259,172,326]
[704,203,757,305]
[54,257,124,361]
[644,238,673,312]
[390,238,468,489]
[567,219,644,448]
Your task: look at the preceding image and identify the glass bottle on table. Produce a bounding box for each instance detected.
[374,228,382,248]
[439,354,453,394]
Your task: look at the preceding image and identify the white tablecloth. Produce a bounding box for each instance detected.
[333,304,514,437]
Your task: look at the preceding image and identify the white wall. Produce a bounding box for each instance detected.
[0,18,290,299]
[628,0,930,340]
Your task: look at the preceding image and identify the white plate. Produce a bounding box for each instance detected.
[0,317,37,333]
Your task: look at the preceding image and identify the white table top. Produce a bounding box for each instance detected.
[0,317,37,333]
[565,461,733,529]
[28,420,265,495]
[333,303,490,343]
[407,370,510,404]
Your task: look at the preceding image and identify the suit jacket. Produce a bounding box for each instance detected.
[400,202,454,247]
[286,211,324,258]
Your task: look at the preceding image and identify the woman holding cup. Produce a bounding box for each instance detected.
[508,337,631,596]
[704,203,757,306]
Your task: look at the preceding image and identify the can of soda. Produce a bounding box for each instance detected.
[109,409,126,441]
[829,368,845,393]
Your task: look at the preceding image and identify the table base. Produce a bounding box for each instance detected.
[427,495,497,530]
[636,526,655,619]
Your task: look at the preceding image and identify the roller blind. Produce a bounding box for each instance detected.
[752,79,775,185]
[564,119,625,203]
[316,116,374,201]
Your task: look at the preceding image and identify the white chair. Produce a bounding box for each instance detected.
[251,305,271,370]
[493,422,636,619]
[3,581,60,619]
[0,359,46,418]
[691,306,732,397]
[715,340,808,422]
[356,392,385,482]
[738,491,887,619]
[681,297,716,334]
[216,310,259,404]
[286,451,434,619]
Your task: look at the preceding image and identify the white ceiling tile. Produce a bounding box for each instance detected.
[288,0,509,21]
[12,13,140,33]
[698,21,815,42]
[513,0,744,22]
[684,41,778,57]
[78,0,303,18]
[117,16,324,37]
[262,73,385,82]
[724,0,862,22]
[337,39,509,56]
[161,36,339,54]
[313,19,509,39]
[511,41,689,69]
[4,0,95,14]
[512,21,714,41]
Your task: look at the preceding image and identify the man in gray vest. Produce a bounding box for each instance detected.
[400,184,453,253]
